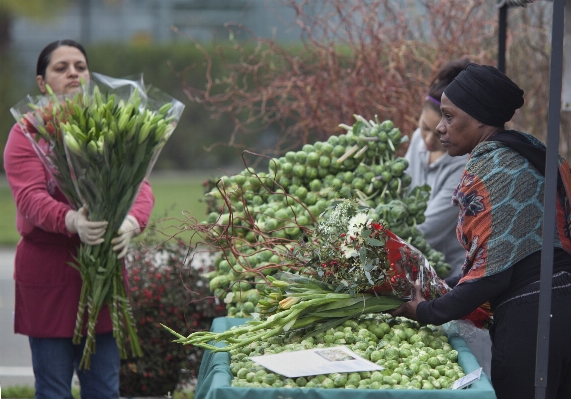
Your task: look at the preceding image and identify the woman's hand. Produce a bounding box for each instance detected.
[65,206,108,245]
[390,279,426,321]
[111,215,140,259]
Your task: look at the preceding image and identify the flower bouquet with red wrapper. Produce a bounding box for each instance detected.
[286,199,450,301]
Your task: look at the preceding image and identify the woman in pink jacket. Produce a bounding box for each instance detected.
[3,40,154,399]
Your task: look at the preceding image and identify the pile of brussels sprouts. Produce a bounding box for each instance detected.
[229,314,465,390]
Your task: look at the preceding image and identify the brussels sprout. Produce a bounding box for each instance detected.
[237,368,249,379]
[307,152,320,166]
[390,162,405,177]
[342,171,355,183]
[317,167,329,178]
[390,373,402,384]
[218,260,231,273]
[369,371,383,383]
[307,179,322,192]
[305,167,318,180]
[330,178,343,190]
[295,186,308,199]
[400,173,412,188]
[272,229,287,239]
[388,128,402,144]
[281,161,294,174]
[296,215,310,226]
[294,376,307,387]
[332,373,347,387]
[234,174,247,186]
[295,151,307,164]
[293,164,306,177]
[263,373,277,385]
[327,135,340,145]
[447,350,458,362]
[285,151,296,162]
[302,144,314,153]
[329,145,344,158]
[342,158,356,169]
[242,301,256,314]
[321,378,335,389]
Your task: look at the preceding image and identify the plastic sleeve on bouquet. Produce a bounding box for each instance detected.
[63,73,184,232]
[369,228,450,301]
[10,94,83,210]
[380,229,492,329]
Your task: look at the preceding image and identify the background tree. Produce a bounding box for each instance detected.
[178,0,567,160]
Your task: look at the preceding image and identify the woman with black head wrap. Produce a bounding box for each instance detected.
[391,63,571,398]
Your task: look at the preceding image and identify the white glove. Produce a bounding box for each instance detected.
[111,215,140,259]
[65,207,108,245]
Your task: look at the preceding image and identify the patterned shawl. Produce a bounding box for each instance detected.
[453,131,571,284]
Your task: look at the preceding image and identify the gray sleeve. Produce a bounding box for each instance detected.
[416,162,466,273]
[404,129,426,189]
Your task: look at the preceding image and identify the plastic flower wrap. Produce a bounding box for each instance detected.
[10,73,185,368]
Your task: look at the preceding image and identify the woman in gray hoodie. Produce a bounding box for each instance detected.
[405,59,470,278]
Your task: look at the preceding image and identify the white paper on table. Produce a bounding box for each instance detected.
[452,367,482,389]
[249,346,383,378]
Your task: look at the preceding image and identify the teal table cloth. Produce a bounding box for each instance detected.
[194,317,497,399]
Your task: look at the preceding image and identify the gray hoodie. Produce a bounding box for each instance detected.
[404,128,469,277]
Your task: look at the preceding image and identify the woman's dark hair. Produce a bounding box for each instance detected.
[424,58,470,113]
[36,39,88,78]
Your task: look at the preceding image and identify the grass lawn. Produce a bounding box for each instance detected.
[0,182,18,246]
[0,171,218,247]
[143,171,215,246]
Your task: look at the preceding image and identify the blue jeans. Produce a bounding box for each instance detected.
[29,332,120,399]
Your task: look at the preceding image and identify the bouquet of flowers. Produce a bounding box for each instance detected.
[287,199,449,300]
[163,199,455,352]
[11,73,185,368]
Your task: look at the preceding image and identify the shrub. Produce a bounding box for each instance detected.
[119,242,226,397]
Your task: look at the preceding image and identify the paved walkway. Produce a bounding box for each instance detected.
[0,247,35,388]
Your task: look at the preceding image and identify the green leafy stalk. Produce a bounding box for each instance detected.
[164,278,403,352]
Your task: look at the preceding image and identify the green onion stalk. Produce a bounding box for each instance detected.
[10,76,184,369]
[163,273,404,353]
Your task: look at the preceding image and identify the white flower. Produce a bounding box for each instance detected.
[340,212,370,258]
[347,212,369,237]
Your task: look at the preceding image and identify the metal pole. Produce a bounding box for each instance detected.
[498,3,507,73]
[535,0,564,397]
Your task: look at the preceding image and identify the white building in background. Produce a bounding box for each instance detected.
[11,0,302,79]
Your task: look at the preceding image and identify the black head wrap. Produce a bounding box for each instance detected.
[443,63,524,127]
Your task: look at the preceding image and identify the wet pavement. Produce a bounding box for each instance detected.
[0,247,35,388]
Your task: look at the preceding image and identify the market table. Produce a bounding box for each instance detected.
[194,317,497,399]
